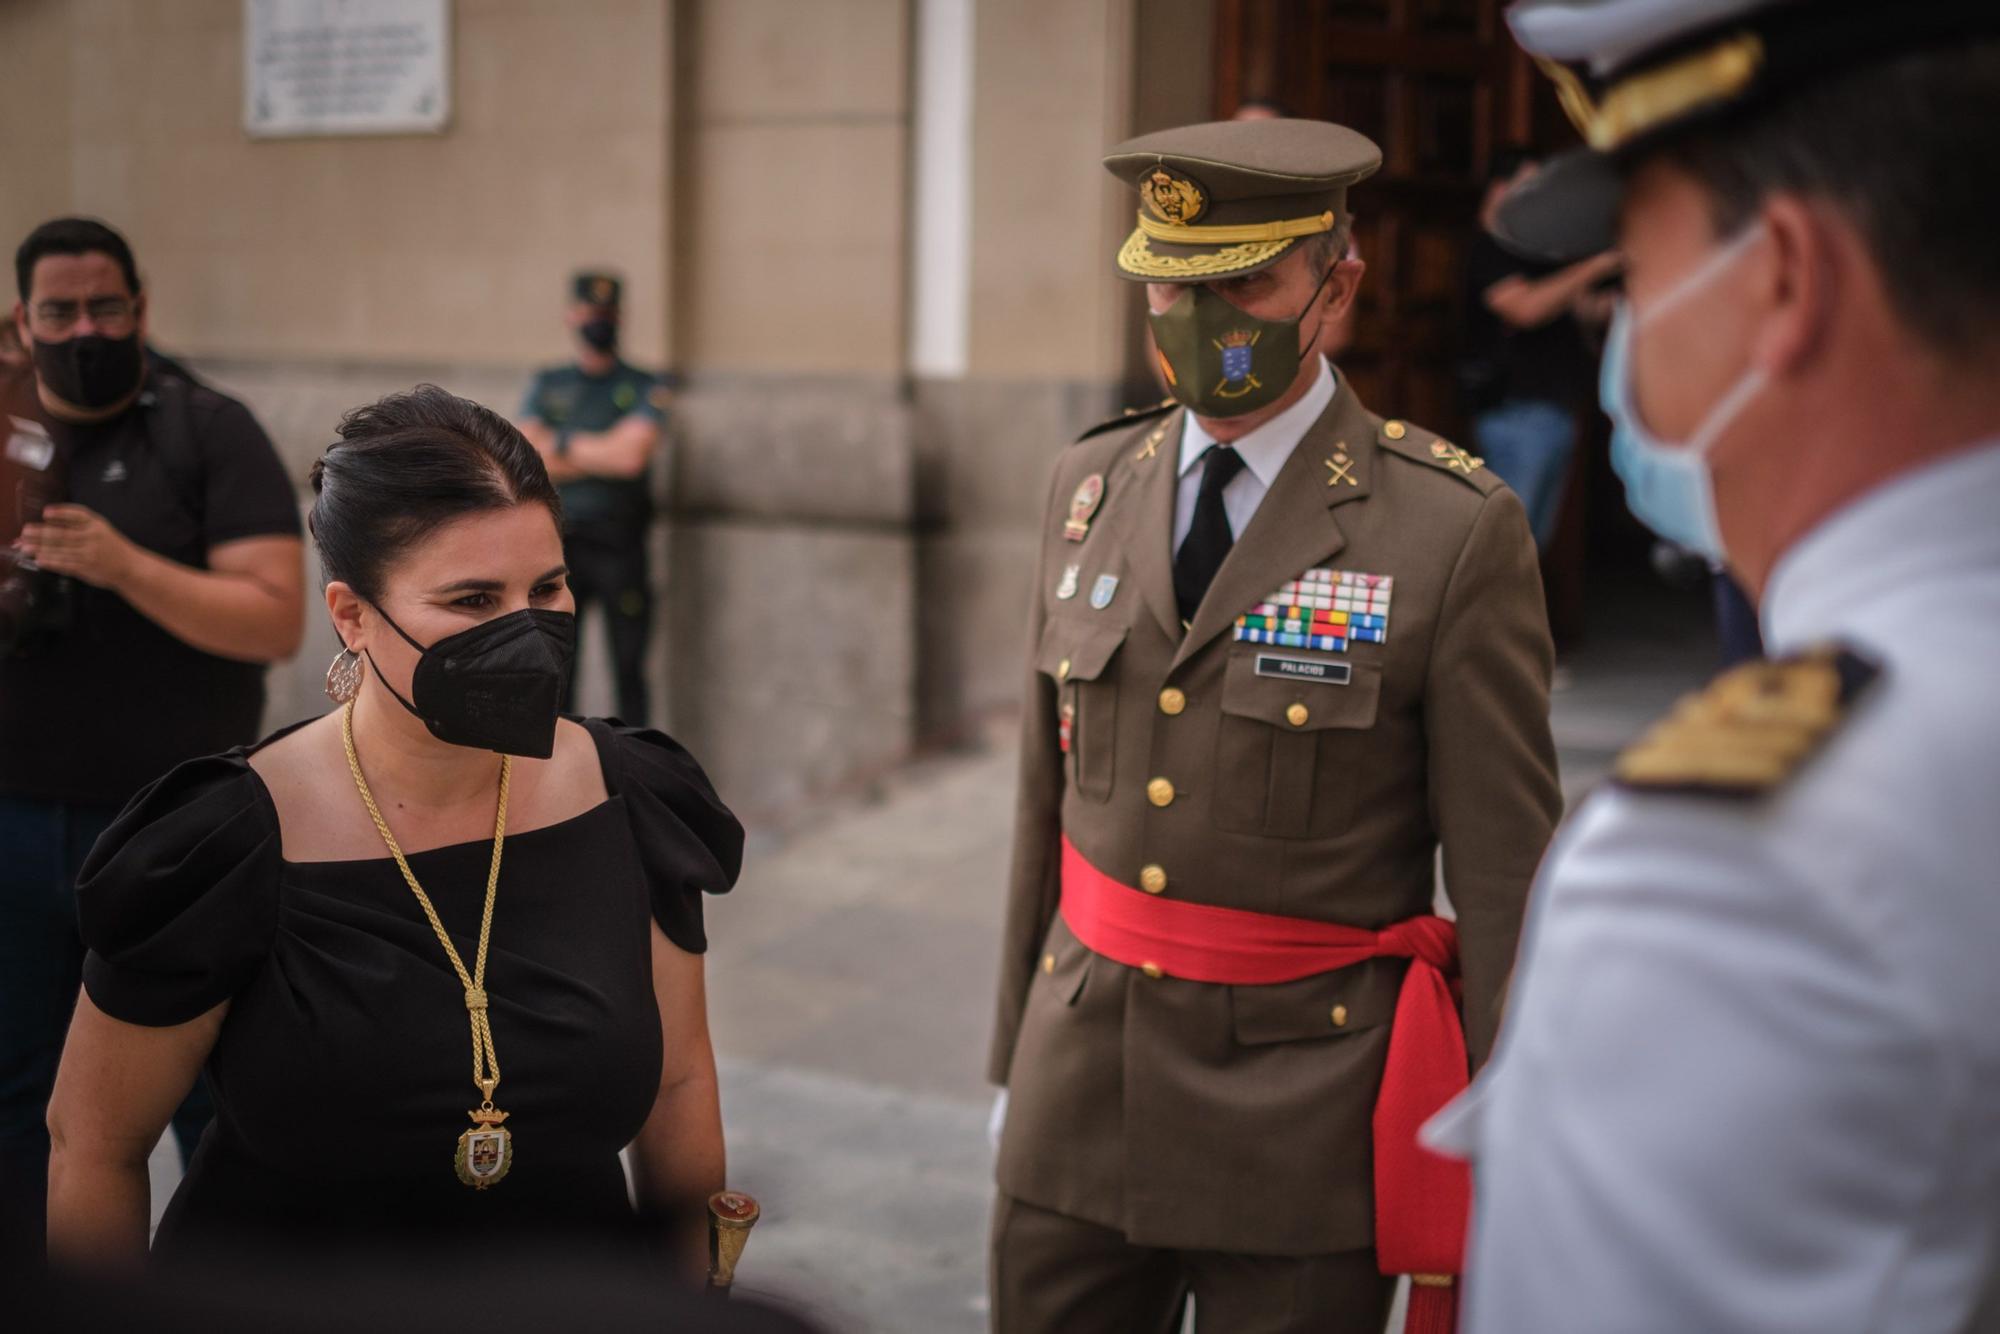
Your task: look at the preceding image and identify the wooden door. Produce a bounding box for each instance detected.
[1215,0,1597,637]
[1214,0,1567,434]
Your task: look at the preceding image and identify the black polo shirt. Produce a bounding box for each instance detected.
[0,367,301,808]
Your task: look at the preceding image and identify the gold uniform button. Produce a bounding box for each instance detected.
[1042,954,1056,974]
[1331,1004,1349,1028]
[1141,961,1165,980]
[1139,865,1168,895]
[1158,687,1187,716]
[1057,658,1071,680]
[1384,419,1407,440]
[1286,702,1309,727]
[1146,777,1176,807]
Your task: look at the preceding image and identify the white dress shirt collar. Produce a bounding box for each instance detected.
[1177,356,1337,486]
[1762,438,2000,651]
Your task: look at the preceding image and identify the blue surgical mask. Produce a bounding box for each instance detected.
[1602,225,1769,563]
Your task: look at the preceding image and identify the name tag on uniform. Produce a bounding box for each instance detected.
[1255,653,1351,685]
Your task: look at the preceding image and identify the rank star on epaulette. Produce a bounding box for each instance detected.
[1614,646,1881,795]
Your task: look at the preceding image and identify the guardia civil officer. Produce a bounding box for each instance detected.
[1424,4,2000,1331]
[517,273,669,725]
[986,120,1562,1333]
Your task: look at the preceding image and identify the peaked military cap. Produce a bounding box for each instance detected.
[1500,0,1998,260]
[1103,119,1381,283]
[572,271,622,307]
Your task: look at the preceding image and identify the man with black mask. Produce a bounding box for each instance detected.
[0,217,303,1271]
[516,272,669,726]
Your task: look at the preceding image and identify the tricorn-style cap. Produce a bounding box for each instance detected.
[1103,120,1381,283]
[1500,0,1997,260]
[571,271,622,307]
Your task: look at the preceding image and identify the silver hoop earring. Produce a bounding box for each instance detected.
[325,647,364,704]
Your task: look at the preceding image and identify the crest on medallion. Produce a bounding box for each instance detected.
[1142,169,1206,226]
[455,1106,513,1189]
[1213,329,1262,397]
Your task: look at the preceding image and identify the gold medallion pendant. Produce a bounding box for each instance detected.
[342,700,519,1192]
[455,1099,514,1189]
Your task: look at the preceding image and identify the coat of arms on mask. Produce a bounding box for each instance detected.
[1214,329,1262,398]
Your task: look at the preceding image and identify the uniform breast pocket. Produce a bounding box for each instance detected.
[1036,618,1128,803]
[1213,650,1380,838]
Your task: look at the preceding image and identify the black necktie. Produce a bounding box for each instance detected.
[1174,444,1247,624]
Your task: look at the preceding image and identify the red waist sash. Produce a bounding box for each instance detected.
[1058,837,1472,1296]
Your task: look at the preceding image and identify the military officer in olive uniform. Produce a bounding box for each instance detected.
[517,272,669,724]
[986,120,1562,1333]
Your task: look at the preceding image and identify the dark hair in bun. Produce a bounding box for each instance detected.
[308,384,561,601]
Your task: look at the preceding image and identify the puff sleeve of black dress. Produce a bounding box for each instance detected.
[592,720,744,954]
[75,752,282,1027]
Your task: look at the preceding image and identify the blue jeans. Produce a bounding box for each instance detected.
[0,796,213,1269]
[1473,399,1577,548]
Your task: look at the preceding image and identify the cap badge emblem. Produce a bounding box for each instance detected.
[1143,168,1206,226]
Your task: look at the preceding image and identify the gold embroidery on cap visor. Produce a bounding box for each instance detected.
[1117,229,1298,280]
[1537,32,1765,152]
[1143,168,1207,224]
[1136,209,1336,246]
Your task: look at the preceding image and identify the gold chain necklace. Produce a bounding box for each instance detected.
[341,699,516,1189]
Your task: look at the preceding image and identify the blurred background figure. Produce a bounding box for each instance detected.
[1230,96,1289,120]
[1460,148,1621,549]
[0,216,303,1274]
[516,273,669,726]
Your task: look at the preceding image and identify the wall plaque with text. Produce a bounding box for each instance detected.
[244,0,451,138]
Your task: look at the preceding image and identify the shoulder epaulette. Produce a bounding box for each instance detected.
[1372,417,1504,493]
[1074,397,1176,445]
[1613,645,1882,796]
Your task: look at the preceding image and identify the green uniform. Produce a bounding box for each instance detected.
[518,359,670,725]
[518,361,669,536]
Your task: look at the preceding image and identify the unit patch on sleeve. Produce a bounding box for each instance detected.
[1233,568,1392,653]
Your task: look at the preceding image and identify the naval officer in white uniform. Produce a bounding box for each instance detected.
[1427,2,2000,1331]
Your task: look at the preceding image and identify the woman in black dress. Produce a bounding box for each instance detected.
[44,386,741,1278]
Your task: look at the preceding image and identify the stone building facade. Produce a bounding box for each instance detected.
[0,0,1213,817]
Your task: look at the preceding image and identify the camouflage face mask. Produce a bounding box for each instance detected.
[1146,261,1334,419]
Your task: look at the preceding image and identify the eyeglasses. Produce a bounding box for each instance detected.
[28,297,137,335]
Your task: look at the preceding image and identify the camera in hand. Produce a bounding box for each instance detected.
[1,413,75,657]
